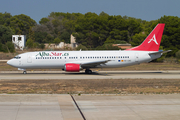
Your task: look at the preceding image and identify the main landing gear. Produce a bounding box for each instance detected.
[23,71,27,74]
[85,69,92,74]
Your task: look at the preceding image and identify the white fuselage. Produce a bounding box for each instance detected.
[7,50,161,70]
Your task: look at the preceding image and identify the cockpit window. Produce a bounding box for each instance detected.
[14,56,21,59]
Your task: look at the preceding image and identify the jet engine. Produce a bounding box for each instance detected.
[63,63,82,72]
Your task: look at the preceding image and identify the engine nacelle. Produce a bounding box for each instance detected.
[64,63,81,72]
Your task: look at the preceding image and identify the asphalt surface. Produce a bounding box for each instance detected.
[0,70,180,120]
[0,70,180,80]
[0,94,180,120]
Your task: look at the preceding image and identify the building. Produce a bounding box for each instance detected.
[70,34,78,48]
[12,35,26,50]
[45,34,78,49]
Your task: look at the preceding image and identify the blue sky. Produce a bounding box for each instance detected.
[1,0,180,23]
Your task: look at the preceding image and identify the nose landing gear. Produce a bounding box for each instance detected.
[18,68,27,74]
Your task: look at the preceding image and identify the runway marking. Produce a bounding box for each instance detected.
[0,60,8,62]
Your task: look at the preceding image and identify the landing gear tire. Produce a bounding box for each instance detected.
[85,69,92,74]
[23,71,27,74]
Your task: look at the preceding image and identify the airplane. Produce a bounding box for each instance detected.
[7,23,170,74]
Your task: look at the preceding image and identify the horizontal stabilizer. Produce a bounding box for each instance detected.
[148,50,171,55]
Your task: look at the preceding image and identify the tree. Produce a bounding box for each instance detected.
[2,12,179,58]
[0,12,12,25]
[131,32,147,46]
[127,19,142,42]
[6,41,15,53]
[0,43,7,52]
[0,25,14,44]
[26,38,34,48]
[28,27,35,41]
[39,18,50,24]
[39,43,45,49]
[99,11,109,17]
[53,37,61,44]
[34,31,48,43]
[7,14,36,35]
[96,43,119,50]
[176,50,180,59]
[158,16,180,56]
[76,44,88,50]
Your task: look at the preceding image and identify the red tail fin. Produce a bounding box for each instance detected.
[126,23,165,51]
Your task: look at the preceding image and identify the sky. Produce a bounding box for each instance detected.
[1,0,180,23]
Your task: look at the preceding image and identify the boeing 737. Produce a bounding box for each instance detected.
[7,23,170,74]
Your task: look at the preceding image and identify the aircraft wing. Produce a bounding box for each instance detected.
[81,60,111,68]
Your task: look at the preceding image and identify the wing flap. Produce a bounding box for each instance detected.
[81,60,111,68]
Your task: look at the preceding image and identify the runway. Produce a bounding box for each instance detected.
[0,94,180,120]
[0,70,180,80]
[1,70,180,120]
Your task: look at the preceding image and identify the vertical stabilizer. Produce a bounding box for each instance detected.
[126,23,165,51]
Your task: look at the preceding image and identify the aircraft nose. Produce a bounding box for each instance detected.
[7,59,13,66]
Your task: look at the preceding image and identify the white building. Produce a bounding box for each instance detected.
[70,34,78,48]
[12,35,26,50]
